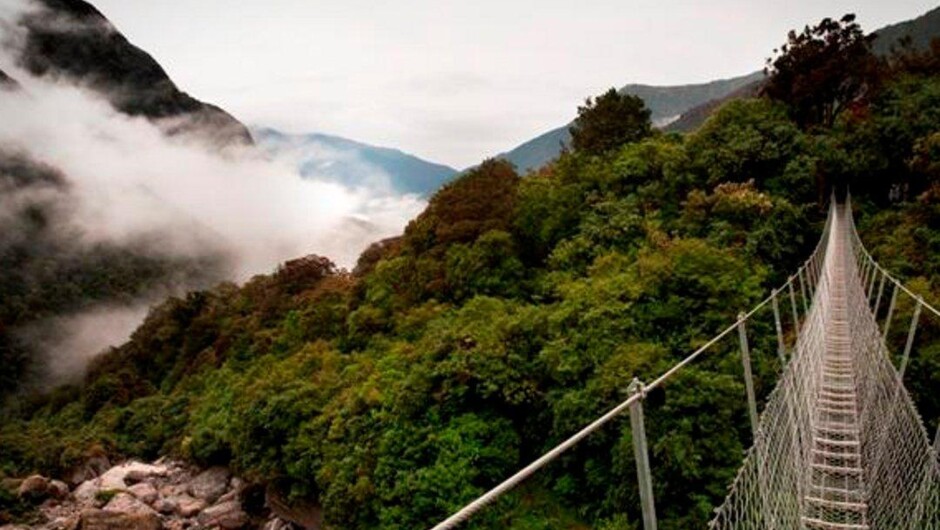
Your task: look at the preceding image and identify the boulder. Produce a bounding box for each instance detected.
[163,494,206,518]
[187,467,230,503]
[49,480,70,500]
[103,493,156,516]
[72,508,161,530]
[198,499,247,529]
[152,496,177,515]
[74,462,168,505]
[99,462,167,490]
[16,475,50,501]
[127,482,158,505]
[73,480,102,505]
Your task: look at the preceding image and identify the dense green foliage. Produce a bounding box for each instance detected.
[569,89,652,155]
[3,17,940,530]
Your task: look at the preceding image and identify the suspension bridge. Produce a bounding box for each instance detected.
[431,196,940,530]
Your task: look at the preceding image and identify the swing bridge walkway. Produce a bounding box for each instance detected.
[431,196,940,530]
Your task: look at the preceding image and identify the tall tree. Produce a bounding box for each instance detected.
[569,88,651,155]
[764,14,879,129]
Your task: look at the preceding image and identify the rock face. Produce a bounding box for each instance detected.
[14,0,252,147]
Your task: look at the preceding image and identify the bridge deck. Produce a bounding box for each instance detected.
[802,204,870,530]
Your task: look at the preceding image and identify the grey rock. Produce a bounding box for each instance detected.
[152,497,177,515]
[49,480,70,500]
[127,482,158,505]
[198,499,247,529]
[170,494,206,518]
[187,467,230,503]
[103,493,156,516]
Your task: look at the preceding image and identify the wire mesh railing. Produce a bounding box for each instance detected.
[710,196,940,530]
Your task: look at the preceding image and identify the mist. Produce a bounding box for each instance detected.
[0,51,426,383]
[0,71,425,274]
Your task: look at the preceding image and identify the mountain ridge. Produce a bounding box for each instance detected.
[3,0,251,147]
[254,128,458,197]
[497,6,940,174]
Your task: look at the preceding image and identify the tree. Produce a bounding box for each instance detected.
[569,88,651,155]
[764,14,879,129]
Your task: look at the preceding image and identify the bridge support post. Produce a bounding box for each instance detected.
[798,269,809,313]
[873,271,886,317]
[772,289,786,363]
[884,284,898,341]
[899,299,922,379]
[867,264,878,302]
[628,379,657,530]
[738,313,759,439]
[788,278,800,334]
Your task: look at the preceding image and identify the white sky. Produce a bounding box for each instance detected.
[91,0,937,168]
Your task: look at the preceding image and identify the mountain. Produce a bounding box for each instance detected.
[498,71,764,173]
[499,7,940,174]
[253,128,458,197]
[872,5,940,56]
[664,78,764,133]
[0,0,250,396]
[666,7,940,136]
[4,0,251,147]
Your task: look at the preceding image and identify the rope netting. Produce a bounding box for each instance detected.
[710,201,940,530]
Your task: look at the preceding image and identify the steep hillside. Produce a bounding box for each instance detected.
[0,0,252,398]
[665,79,763,133]
[873,5,940,55]
[254,128,458,197]
[7,0,251,147]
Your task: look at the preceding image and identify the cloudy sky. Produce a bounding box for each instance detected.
[92,0,936,168]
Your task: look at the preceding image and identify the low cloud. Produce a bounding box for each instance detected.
[0,68,425,275]
[0,59,425,382]
[16,301,154,387]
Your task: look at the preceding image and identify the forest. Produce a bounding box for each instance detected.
[2,15,939,530]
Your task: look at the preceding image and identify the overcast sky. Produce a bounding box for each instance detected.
[91,0,937,168]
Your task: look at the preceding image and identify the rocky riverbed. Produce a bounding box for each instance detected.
[0,458,305,530]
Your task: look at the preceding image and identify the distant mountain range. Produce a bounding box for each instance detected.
[497,71,764,173]
[498,5,940,174]
[253,128,458,197]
